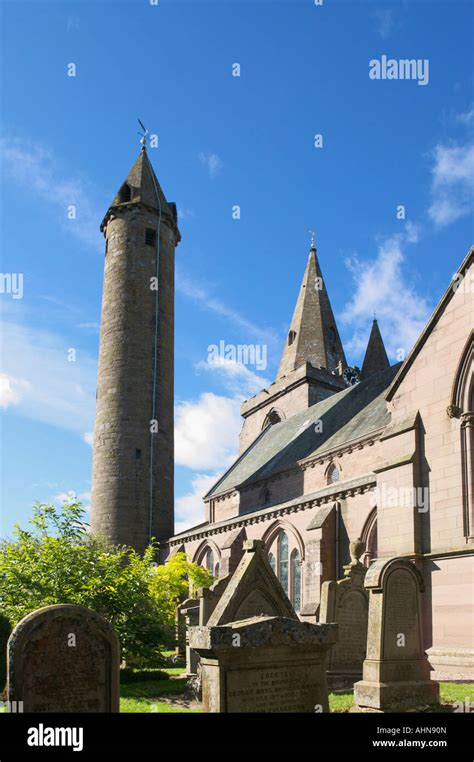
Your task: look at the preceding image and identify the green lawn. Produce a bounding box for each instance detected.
[119,678,474,714]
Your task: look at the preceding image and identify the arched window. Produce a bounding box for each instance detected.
[262,409,282,429]
[214,561,220,578]
[291,549,301,612]
[449,334,474,538]
[327,463,340,484]
[268,552,276,575]
[204,548,214,574]
[278,532,289,595]
[288,330,296,346]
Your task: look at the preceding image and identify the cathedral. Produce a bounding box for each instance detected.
[91,146,473,680]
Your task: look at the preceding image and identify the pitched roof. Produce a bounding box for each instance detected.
[206,363,400,498]
[276,246,347,378]
[361,319,390,378]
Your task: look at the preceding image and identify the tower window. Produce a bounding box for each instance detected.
[145,228,156,246]
[262,488,271,506]
[288,330,296,346]
[135,448,142,460]
[118,183,131,203]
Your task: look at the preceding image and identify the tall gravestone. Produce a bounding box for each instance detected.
[190,540,337,712]
[353,557,439,712]
[319,539,368,689]
[0,613,12,693]
[8,604,120,712]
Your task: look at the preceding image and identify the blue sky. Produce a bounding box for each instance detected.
[1,0,473,538]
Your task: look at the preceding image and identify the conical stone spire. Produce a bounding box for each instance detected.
[101,147,174,231]
[276,244,347,379]
[361,319,390,378]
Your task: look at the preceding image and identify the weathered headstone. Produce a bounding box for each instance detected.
[353,557,439,712]
[178,598,200,675]
[190,540,337,713]
[8,604,120,712]
[0,613,12,692]
[319,539,368,689]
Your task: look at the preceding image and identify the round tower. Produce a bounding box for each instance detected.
[91,146,180,553]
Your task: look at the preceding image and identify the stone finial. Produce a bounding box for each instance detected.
[344,538,366,578]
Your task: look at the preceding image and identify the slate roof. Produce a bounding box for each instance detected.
[206,363,401,498]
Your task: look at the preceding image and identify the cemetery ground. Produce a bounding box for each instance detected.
[119,657,474,713]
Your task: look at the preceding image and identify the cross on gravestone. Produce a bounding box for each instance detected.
[8,604,120,712]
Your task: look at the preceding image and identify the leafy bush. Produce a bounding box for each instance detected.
[0,499,213,665]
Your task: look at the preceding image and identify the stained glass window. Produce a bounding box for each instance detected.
[278,532,289,595]
[291,549,301,612]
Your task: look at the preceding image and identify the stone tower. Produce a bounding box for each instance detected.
[239,241,347,452]
[91,146,180,553]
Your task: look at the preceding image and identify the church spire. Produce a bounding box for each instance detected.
[276,240,347,379]
[361,319,390,378]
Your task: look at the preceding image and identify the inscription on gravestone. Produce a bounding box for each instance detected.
[8,604,120,712]
[353,557,439,712]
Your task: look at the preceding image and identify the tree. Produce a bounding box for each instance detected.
[0,498,213,664]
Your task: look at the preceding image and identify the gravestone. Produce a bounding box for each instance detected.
[319,539,368,689]
[8,604,120,712]
[178,598,200,675]
[0,613,12,692]
[353,557,439,712]
[190,540,337,712]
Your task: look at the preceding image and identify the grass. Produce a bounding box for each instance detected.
[119,678,474,713]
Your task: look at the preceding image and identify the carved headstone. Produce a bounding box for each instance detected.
[206,539,297,626]
[190,540,338,712]
[8,604,120,712]
[353,557,439,712]
[0,613,12,692]
[319,540,368,689]
[178,598,200,675]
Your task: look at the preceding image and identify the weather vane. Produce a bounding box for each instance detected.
[137,118,149,150]
[309,229,316,249]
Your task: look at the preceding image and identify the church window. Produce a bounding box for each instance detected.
[145,228,156,247]
[268,552,276,574]
[214,561,220,578]
[288,330,296,346]
[204,548,214,574]
[291,549,301,612]
[262,409,282,429]
[278,532,289,595]
[327,463,340,484]
[118,183,131,203]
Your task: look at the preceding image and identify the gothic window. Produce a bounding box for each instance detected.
[327,463,340,484]
[204,548,214,574]
[278,532,289,595]
[450,333,474,538]
[214,561,220,578]
[118,183,131,203]
[288,330,296,346]
[145,228,156,246]
[291,549,301,612]
[268,552,276,574]
[262,409,282,429]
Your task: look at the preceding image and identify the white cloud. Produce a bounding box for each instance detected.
[341,234,431,360]
[0,320,96,436]
[0,137,104,251]
[456,107,474,126]
[196,356,270,398]
[175,392,241,470]
[0,372,30,409]
[198,151,222,179]
[176,269,278,345]
[428,142,474,227]
[175,472,219,534]
[83,431,94,446]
